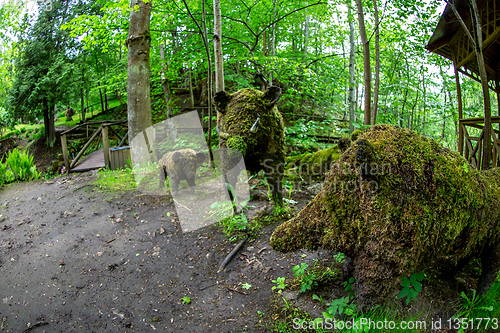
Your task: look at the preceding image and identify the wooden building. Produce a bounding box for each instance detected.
[426,0,500,169]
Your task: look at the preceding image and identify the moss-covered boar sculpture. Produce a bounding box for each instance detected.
[215,87,285,205]
[271,125,500,308]
[158,148,205,195]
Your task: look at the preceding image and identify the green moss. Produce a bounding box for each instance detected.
[226,135,247,156]
[286,145,340,178]
[272,125,500,299]
[217,88,286,172]
[350,129,363,141]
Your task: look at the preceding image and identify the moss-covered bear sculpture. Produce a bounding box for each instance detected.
[158,148,205,195]
[271,125,500,308]
[215,87,285,205]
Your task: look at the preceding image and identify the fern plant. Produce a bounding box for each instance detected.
[3,149,40,183]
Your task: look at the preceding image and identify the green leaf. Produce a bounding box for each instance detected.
[401,277,411,288]
[416,272,425,281]
[413,280,422,293]
[398,287,409,299]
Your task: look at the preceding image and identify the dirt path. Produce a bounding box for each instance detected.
[0,172,323,332]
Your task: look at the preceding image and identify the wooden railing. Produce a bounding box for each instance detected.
[60,120,128,173]
[459,116,500,170]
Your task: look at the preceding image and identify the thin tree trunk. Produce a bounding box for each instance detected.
[303,8,309,55]
[422,67,426,135]
[269,0,276,84]
[159,43,172,119]
[371,0,380,125]
[213,0,224,92]
[126,0,153,162]
[356,0,371,125]
[442,91,447,141]
[348,0,356,133]
[188,69,195,107]
[81,64,85,123]
[202,0,215,167]
[98,80,105,114]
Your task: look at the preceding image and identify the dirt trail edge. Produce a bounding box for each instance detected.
[0,172,321,333]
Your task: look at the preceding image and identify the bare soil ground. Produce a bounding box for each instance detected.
[0,171,329,333]
[0,170,485,333]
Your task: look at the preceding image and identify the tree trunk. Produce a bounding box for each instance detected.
[81,64,85,123]
[98,80,105,114]
[126,0,153,162]
[356,0,371,125]
[348,0,356,133]
[269,0,276,84]
[303,8,309,55]
[159,43,172,119]
[371,0,380,125]
[213,0,224,92]
[422,67,426,135]
[188,69,195,107]
[202,0,215,167]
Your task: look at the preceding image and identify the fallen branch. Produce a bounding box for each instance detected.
[226,287,247,295]
[200,282,218,290]
[217,238,246,273]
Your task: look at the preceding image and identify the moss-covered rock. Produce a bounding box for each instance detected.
[215,87,285,205]
[271,125,500,308]
[286,145,341,179]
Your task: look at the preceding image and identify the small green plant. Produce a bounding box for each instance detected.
[323,296,356,318]
[242,283,252,290]
[312,294,324,306]
[293,263,318,293]
[1,149,40,183]
[334,252,345,263]
[398,272,424,305]
[272,277,288,293]
[180,296,191,304]
[454,289,493,319]
[343,277,355,298]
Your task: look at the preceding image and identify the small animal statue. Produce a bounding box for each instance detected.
[158,148,205,196]
[65,107,75,121]
[214,86,285,206]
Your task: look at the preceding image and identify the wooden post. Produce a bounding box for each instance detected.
[61,134,70,174]
[452,52,464,155]
[103,125,110,169]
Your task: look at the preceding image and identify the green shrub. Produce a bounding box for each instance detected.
[3,148,41,182]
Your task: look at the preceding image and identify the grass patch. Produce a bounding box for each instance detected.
[93,168,136,192]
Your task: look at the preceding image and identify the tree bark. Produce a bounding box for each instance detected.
[356,0,371,125]
[303,8,309,55]
[422,67,426,135]
[348,0,356,133]
[371,0,380,125]
[269,0,276,84]
[81,64,85,123]
[213,0,225,92]
[159,43,172,119]
[126,0,153,161]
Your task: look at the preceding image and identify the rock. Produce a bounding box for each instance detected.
[282,290,300,301]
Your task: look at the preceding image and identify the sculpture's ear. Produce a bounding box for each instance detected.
[214,91,232,113]
[196,152,206,164]
[172,151,182,163]
[263,86,282,107]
